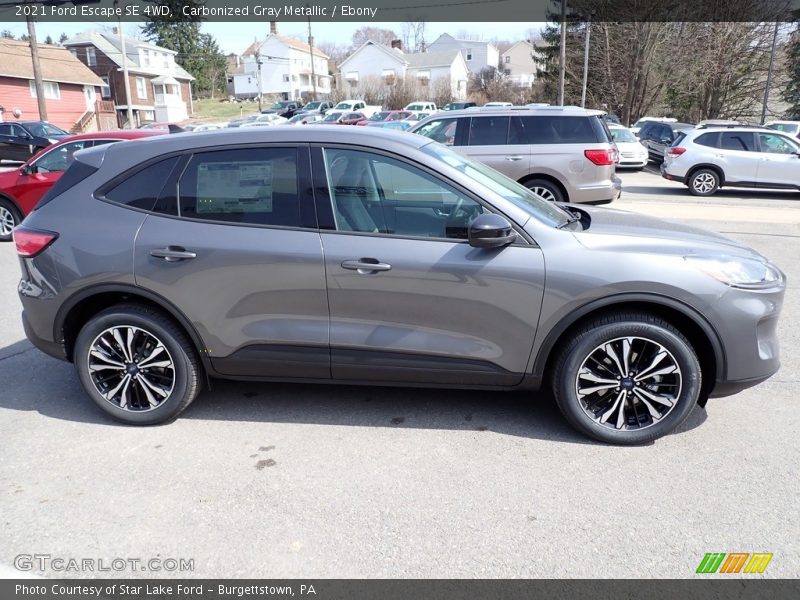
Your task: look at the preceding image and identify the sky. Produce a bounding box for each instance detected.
[0,21,544,54]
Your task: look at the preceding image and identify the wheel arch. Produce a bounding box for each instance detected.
[518,173,570,202]
[0,192,23,216]
[686,163,725,187]
[532,294,725,401]
[55,283,208,365]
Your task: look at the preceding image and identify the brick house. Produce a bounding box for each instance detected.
[0,38,111,132]
[64,30,194,127]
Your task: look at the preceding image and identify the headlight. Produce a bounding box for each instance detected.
[685,255,783,289]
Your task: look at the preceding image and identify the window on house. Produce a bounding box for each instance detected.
[86,47,96,66]
[283,74,290,82]
[100,77,111,99]
[163,53,169,68]
[505,56,511,64]
[466,49,472,61]
[504,69,511,76]
[136,77,147,100]
[143,51,150,67]
[29,80,60,100]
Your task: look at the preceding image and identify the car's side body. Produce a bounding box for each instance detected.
[0,121,68,162]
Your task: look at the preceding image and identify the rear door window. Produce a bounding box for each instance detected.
[468,116,510,146]
[523,116,599,144]
[720,132,755,151]
[178,148,301,227]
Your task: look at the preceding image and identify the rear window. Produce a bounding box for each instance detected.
[34,160,98,210]
[522,116,600,144]
[103,157,180,211]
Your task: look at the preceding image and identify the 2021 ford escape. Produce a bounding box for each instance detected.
[14,128,785,444]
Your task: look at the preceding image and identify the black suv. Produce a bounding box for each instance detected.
[638,121,694,162]
[0,121,68,162]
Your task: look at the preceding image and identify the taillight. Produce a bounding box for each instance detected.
[584,148,617,166]
[14,227,59,258]
[667,146,687,156]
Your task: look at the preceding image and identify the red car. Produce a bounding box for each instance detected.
[0,130,162,241]
[356,110,412,126]
[318,111,366,125]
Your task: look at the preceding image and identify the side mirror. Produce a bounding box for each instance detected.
[21,164,34,175]
[468,213,517,249]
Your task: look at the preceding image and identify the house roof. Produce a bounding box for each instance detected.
[0,38,104,87]
[339,41,464,72]
[241,34,329,60]
[64,31,194,81]
[430,33,498,51]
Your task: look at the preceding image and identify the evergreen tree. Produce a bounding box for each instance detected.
[0,29,15,39]
[59,33,69,44]
[44,35,53,45]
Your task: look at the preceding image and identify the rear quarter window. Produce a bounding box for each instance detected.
[468,116,510,145]
[694,132,719,148]
[101,156,180,211]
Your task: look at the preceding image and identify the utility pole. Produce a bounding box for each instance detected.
[307,6,317,102]
[580,14,591,108]
[256,50,263,112]
[114,2,134,128]
[558,0,567,106]
[761,22,780,125]
[26,15,48,121]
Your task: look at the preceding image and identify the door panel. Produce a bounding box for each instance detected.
[133,145,330,378]
[755,132,800,187]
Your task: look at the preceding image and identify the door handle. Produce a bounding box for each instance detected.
[505,155,524,161]
[150,246,197,262]
[341,258,392,273]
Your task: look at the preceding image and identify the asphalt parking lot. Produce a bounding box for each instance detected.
[0,167,798,579]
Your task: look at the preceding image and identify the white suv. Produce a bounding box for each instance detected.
[661,126,800,196]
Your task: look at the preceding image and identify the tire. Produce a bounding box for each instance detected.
[523,178,565,203]
[688,168,720,196]
[74,304,202,425]
[0,197,22,242]
[552,312,701,445]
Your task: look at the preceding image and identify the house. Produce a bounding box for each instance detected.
[500,40,539,88]
[230,22,331,101]
[64,30,194,127]
[427,33,500,75]
[337,40,469,100]
[0,38,111,132]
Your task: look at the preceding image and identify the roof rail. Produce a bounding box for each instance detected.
[695,123,763,129]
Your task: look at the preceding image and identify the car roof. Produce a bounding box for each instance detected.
[424,106,605,117]
[80,125,434,170]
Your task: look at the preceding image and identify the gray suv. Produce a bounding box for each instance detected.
[15,128,784,444]
[410,106,622,204]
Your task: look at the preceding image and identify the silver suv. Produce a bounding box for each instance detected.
[409,106,621,204]
[15,127,784,444]
[661,126,800,195]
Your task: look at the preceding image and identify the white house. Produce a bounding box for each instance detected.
[337,41,469,100]
[500,40,539,88]
[427,33,500,75]
[231,24,330,101]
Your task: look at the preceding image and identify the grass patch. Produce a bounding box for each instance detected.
[191,98,261,121]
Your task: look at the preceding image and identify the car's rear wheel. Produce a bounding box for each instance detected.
[74,304,201,425]
[552,313,701,445]
[0,198,21,242]
[688,169,720,196]
[523,178,564,203]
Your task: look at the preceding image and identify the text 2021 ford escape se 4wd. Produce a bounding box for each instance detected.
[14,128,785,444]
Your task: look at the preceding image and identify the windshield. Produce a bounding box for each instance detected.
[270,101,290,109]
[323,112,342,122]
[406,104,425,111]
[767,123,799,133]
[610,128,637,143]
[303,102,320,109]
[370,112,390,121]
[422,142,571,227]
[25,122,67,137]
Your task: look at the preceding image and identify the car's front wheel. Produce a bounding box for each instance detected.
[74,304,202,425]
[688,169,720,196]
[0,198,21,242]
[552,313,701,445]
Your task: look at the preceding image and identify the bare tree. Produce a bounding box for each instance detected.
[352,27,398,48]
[402,21,427,53]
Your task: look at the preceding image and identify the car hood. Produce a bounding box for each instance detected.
[571,205,762,259]
[615,141,647,152]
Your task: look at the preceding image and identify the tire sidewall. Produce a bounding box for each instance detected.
[555,320,701,444]
[688,169,719,196]
[74,309,195,425]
